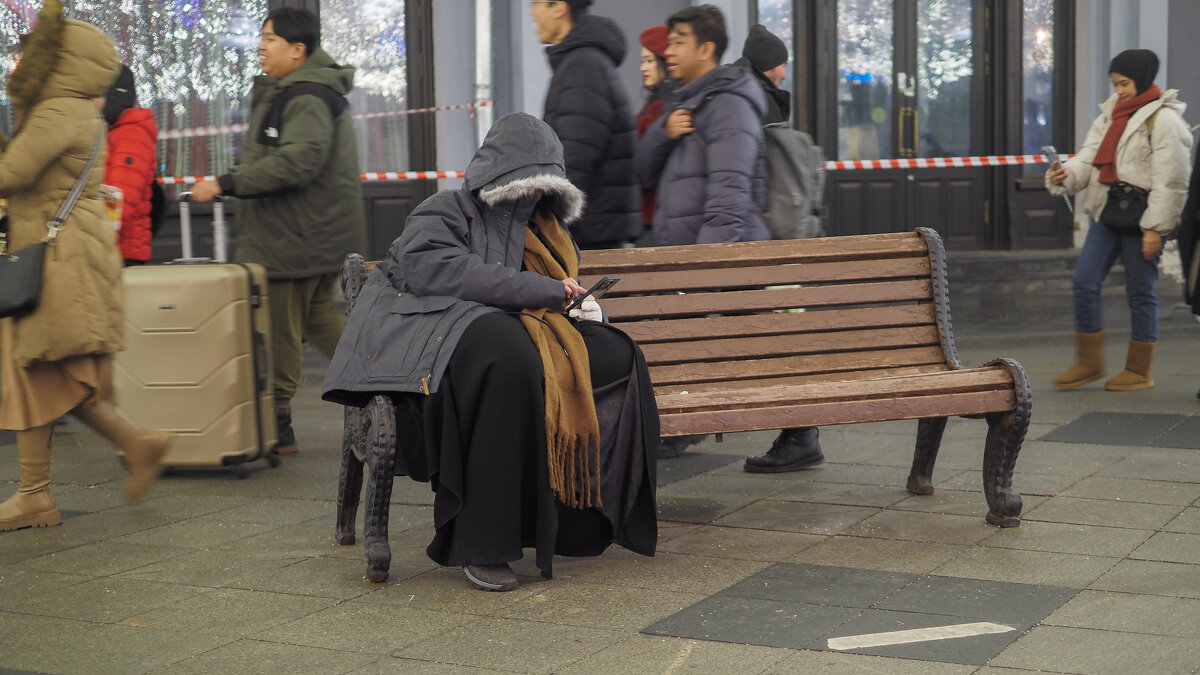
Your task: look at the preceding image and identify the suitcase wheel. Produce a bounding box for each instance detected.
[265,453,281,469]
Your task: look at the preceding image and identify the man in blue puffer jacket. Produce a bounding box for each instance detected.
[637,7,826,470]
[635,4,770,246]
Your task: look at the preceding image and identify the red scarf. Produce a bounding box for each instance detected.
[1094,84,1162,184]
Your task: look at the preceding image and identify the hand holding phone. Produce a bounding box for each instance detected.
[1041,145,1074,213]
[566,275,620,312]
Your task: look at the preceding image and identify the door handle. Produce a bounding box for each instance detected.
[897,107,918,158]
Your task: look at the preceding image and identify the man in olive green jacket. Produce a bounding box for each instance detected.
[192,7,366,455]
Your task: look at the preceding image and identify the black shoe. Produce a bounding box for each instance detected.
[743,427,824,473]
[273,408,298,455]
[463,563,519,592]
[657,434,706,459]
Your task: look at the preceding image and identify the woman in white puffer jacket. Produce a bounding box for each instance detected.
[1047,49,1192,392]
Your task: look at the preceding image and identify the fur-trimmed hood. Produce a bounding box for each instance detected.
[464,112,585,224]
[8,1,119,123]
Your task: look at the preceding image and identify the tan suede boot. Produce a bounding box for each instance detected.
[0,424,62,532]
[1105,339,1156,391]
[73,402,171,503]
[1053,330,1105,389]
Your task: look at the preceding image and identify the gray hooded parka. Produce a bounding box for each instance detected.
[322,113,585,405]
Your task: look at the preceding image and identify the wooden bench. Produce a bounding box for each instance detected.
[334,228,1031,582]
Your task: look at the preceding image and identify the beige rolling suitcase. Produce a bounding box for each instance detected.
[113,195,278,476]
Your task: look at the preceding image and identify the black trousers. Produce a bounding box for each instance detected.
[394,311,634,569]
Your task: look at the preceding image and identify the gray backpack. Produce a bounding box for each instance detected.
[761,123,826,239]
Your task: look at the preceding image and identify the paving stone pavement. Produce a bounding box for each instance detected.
[2,313,1200,674]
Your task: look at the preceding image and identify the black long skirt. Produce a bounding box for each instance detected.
[391,311,658,577]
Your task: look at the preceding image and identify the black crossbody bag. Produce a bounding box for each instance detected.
[1099,180,1150,236]
[0,126,103,318]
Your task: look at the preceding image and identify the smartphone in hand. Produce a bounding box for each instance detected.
[1041,145,1074,213]
[567,276,620,312]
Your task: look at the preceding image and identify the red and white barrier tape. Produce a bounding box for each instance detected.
[159,171,468,185]
[159,153,1076,185]
[825,153,1074,171]
[361,171,466,181]
[158,100,496,141]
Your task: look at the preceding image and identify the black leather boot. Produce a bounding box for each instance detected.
[743,427,824,473]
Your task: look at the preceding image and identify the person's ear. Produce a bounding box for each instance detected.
[698,40,716,62]
[289,41,306,61]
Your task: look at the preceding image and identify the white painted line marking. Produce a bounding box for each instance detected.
[827,621,1017,651]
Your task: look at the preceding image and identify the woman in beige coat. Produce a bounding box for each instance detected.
[0,2,170,532]
[1047,49,1192,391]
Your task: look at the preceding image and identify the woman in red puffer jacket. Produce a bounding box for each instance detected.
[102,65,158,265]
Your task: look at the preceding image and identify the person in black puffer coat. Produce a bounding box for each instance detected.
[533,0,640,249]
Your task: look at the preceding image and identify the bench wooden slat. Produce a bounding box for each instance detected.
[579,232,927,274]
[600,280,934,320]
[653,365,952,395]
[647,345,949,385]
[580,257,932,295]
[639,325,942,365]
[613,305,937,344]
[659,390,1017,436]
[655,368,1012,413]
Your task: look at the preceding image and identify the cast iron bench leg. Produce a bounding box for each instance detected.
[982,358,1032,527]
[907,416,947,496]
[336,405,366,546]
[363,394,397,582]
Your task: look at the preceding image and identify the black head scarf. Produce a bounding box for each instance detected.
[102,65,137,126]
[1109,49,1159,95]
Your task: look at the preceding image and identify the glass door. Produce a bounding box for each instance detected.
[825,0,988,248]
[916,0,975,157]
[834,0,976,160]
[837,0,895,160]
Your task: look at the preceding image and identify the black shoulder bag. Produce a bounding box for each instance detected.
[0,125,104,318]
[1099,180,1150,235]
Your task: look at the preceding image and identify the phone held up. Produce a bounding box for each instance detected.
[1041,145,1074,214]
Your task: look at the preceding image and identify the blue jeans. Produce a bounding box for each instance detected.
[1072,220,1161,342]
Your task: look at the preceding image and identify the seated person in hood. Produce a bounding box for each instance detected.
[323,113,659,592]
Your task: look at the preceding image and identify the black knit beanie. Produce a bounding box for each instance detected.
[102,65,137,126]
[1108,49,1159,95]
[742,24,788,72]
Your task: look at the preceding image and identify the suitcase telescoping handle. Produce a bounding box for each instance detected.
[176,192,228,263]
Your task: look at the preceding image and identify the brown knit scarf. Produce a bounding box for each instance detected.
[520,209,602,509]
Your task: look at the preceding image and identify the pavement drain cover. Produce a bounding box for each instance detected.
[643,563,1077,665]
[1040,412,1191,448]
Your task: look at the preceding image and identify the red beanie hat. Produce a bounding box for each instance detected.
[640,25,669,59]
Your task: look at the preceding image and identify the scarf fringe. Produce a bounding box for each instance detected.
[549,431,603,509]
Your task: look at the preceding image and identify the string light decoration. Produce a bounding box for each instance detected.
[0,1,409,177]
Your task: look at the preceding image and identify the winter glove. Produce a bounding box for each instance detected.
[568,296,603,322]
